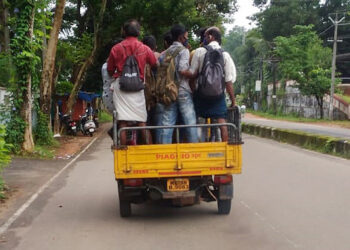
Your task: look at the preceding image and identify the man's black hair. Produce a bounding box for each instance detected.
[163,31,173,46]
[123,19,140,37]
[197,27,208,43]
[170,24,187,41]
[142,35,157,51]
[206,27,222,45]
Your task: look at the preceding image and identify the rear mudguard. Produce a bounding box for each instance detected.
[218,183,233,200]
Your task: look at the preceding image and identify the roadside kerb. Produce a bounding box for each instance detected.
[242,123,350,159]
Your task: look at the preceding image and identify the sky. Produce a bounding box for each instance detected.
[224,0,260,32]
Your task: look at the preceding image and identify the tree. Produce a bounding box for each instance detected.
[9,0,37,152]
[253,0,319,41]
[65,0,237,111]
[66,0,107,114]
[39,0,66,127]
[317,0,350,82]
[0,0,10,52]
[224,28,270,108]
[274,25,333,118]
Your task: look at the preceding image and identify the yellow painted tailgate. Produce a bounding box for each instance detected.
[114,142,242,179]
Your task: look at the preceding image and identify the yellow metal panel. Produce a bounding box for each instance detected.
[114,142,242,179]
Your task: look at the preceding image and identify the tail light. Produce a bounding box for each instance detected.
[123,179,143,187]
[70,121,76,126]
[214,175,232,185]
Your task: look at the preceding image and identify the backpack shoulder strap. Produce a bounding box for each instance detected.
[121,43,128,56]
[203,45,212,52]
[170,46,186,59]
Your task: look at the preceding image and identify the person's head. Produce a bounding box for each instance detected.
[163,31,173,49]
[204,26,222,45]
[170,24,188,47]
[197,27,208,46]
[142,35,157,51]
[122,19,141,38]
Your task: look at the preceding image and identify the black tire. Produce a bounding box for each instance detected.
[72,131,77,136]
[89,132,93,137]
[119,199,131,217]
[218,199,231,215]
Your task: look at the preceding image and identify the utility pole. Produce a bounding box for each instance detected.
[328,13,345,120]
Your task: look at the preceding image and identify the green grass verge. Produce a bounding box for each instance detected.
[248,110,350,129]
[99,110,113,123]
[242,123,350,159]
[0,125,11,200]
[19,139,60,159]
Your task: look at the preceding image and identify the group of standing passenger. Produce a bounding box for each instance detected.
[103,19,236,145]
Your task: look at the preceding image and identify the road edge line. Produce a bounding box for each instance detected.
[0,136,99,235]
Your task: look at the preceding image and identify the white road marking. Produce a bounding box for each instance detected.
[240,200,302,249]
[0,137,99,235]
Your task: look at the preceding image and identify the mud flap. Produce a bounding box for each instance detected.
[219,183,233,200]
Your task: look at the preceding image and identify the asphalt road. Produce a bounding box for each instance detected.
[243,116,350,139]
[1,134,350,250]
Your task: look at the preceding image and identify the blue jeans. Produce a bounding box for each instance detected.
[153,103,165,144]
[160,91,198,144]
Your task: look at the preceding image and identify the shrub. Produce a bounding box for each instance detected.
[5,116,26,153]
[34,110,54,146]
[0,125,12,199]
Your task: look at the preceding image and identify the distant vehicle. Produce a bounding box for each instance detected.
[60,113,77,136]
[79,108,96,136]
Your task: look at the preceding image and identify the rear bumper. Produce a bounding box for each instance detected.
[119,177,211,201]
[146,185,200,199]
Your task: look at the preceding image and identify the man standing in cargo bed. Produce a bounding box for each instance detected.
[159,24,198,144]
[107,19,157,145]
[182,26,236,141]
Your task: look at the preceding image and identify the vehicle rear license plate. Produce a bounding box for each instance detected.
[89,128,94,132]
[167,178,189,192]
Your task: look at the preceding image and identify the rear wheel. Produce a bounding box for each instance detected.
[217,199,231,215]
[119,198,131,217]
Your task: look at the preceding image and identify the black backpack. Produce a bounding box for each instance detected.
[119,45,144,92]
[197,46,225,100]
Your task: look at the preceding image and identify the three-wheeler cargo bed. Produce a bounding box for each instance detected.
[114,141,242,179]
[111,107,243,216]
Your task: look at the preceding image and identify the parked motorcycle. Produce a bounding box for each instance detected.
[60,113,77,136]
[79,108,96,136]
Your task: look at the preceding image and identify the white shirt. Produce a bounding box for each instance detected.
[189,41,237,83]
[101,62,115,113]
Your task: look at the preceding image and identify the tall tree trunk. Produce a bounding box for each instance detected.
[52,63,61,135]
[21,5,35,152]
[40,0,66,123]
[0,0,10,52]
[66,0,107,113]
